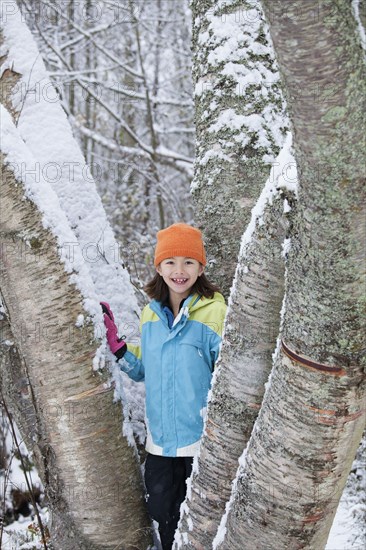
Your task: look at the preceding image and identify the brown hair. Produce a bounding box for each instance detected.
[144,271,221,303]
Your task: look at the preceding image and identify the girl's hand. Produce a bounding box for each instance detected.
[100,302,127,358]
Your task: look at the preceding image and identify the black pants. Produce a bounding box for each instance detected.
[144,453,193,550]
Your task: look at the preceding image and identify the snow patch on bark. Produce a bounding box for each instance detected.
[1,106,100,319]
[191,0,289,194]
[228,131,298,300]
[352,0,366,53]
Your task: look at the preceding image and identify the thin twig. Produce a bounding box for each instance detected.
[0,406,11,548]
[14,53,41,127]
[95,231,148,306]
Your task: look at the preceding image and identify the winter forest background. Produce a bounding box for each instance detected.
[0,1,365,549]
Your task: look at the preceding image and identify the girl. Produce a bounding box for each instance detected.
[101,223,226,550]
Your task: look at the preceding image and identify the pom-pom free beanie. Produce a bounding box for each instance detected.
[154,223,207,266]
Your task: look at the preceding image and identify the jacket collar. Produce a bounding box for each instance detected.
[150,293,201,328]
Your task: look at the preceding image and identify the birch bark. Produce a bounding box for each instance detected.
[176,138,297,548]
[0,154,151,549]
[0,21,151,550]
[214,1,366,548]
[174,1,291,545]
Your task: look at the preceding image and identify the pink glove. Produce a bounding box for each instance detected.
[100,302,126,358]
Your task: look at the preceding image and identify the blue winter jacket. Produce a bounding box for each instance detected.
[118,292,226,457]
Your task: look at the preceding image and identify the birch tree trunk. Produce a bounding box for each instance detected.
[175,1,293,544]
[214,1,366,548]
[0,24,151,550]
[190,0,288,295]
[176,137,297,549]
[0,3,147,444]
[0,153,151,549]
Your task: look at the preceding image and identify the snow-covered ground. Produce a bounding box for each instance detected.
[326,438,366,550]
[326,498,365,550]
[1,423,48,550]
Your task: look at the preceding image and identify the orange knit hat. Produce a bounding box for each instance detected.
[154,223,207,267]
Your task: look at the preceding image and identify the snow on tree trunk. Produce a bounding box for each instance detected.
[176,135,297,549]
[213,1,366,548]
[0,13,152,549]
[0,4,149,443]
[0,155,150,549]
[190,0,288,295]
[0,3,140,322]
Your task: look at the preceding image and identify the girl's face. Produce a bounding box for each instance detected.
[157,256,204,300]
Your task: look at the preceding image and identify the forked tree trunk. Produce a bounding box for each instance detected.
[176,0,292,544]
[214,1,366,548]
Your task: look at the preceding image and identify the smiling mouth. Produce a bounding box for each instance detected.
[171,278,188,284]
